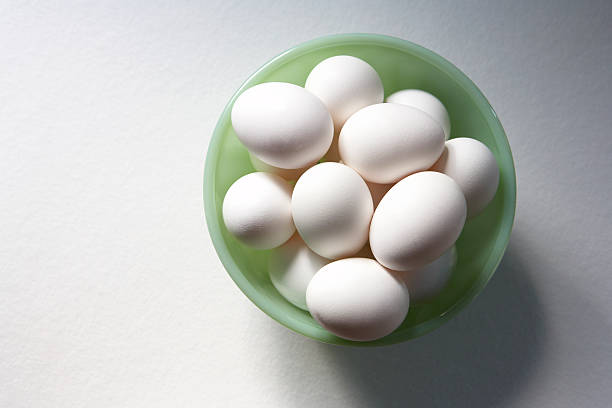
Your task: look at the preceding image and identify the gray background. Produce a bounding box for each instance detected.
[1,1,611,407]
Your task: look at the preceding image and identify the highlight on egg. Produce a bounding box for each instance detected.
[222,172,295,249]
[370,171,466,271]
[306,258,410,342]
[386,89,451,140]
[431,137,500,218]
[339,103,445,183]
[305,55,384,131]
[292,162,373,260]
[231,82,333,169]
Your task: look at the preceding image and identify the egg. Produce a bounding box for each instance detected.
[292,162,373,259]
[222,172,295,249]
[305,55,384,130]
[386,89,451,140]
[370,171,466,271]
[231,82,333,169]
[402,246,456,303]
[431,137,500,218]
[249,152,310,181]
[339,103,445,183]
[268,234,329,310]
[366,181,393,209]
[306,258,409,341]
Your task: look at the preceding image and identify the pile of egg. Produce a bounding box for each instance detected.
[223,55,499,341]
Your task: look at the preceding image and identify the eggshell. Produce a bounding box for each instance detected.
[231,82,333,169]
[386,89,451,140]
[402,246,456,303]
[292,162,373,259]
[306,258,409,342]
[370,171,466,271]
[339,103,445,183]
[249,152,310,181]
[305,55,384,130]
[222,172,295,249]
[431,137,500,218]
[269,234,329,310]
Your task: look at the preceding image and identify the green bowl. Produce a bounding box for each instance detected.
[204,33,516,346]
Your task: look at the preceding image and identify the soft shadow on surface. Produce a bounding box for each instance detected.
[262,236,549,407]
[312,242,547,407]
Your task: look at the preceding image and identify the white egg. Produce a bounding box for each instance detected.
[231,82,333,169]
[292,162,373,259]
[366,181,393,209]
[370,171,466,271]
[339,103,445,183]
[249,152,310,181]
[306,258,409,342]
[268,234,329,310]
[222,172,295,249]
[305,55,384,130]
[402,246,456,303]
[431,137,500,218]
[386,89,451,140]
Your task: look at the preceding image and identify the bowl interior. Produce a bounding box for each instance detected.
[204,34,516,346]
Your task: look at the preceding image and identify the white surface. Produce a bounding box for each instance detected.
[1,1,611,407]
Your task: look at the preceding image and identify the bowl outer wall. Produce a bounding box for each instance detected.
[204,33,516,346]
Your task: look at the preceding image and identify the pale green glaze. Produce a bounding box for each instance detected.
[204,34,516,346]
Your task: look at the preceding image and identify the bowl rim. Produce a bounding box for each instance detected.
[204,33,517,346]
